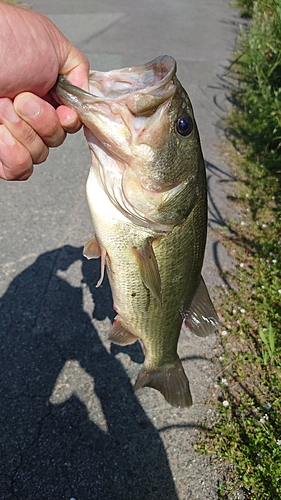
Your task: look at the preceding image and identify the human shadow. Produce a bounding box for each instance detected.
[0,245,178,500]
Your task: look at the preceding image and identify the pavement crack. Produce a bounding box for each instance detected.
[77,13,127,51]
[9,403,53,497]
[10,454,23,500]
[29,250,61,335]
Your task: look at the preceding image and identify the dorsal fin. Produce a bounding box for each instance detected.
[184,276,218,337]
[133,238,162,304]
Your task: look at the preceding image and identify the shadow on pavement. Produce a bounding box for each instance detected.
[0,245,178,500]
[206,160,237,229]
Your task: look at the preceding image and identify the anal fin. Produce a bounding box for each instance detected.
[184,276,219,337]
[134,358,192,408]
[109,317,138,346]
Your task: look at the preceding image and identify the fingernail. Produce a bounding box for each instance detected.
[0,98,20,123]
[17,96,41,119]
[62,111,76,126]
[0,125,16,145]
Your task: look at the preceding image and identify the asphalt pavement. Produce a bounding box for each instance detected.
[0,1,239,498]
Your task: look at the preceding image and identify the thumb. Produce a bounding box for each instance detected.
[58,42,89,92]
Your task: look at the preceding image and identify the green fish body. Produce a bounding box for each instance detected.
[55,56,218,408]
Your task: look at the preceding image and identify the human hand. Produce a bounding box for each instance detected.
[0,94,83,180]
[0,3,89,180]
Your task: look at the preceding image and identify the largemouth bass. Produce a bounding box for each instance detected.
[55,56,218,408]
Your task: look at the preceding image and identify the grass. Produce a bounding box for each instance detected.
[0,0,31,7]
[199,152,281,498]
[196,1,281,498]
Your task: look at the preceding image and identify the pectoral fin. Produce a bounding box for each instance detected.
[133,238,162,304]
[83,236,101,259]
[83,236,106,288]
[134,357,192,408]
[184,277,219,337]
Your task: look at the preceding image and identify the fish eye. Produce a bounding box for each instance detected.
[175,114,193,136]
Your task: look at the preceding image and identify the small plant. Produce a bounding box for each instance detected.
[235,0,255,17]
[259,322,275,365]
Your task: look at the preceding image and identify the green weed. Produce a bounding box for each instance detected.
[197,1,281,498]
[0,0,31,7]
[229,0,281,174]
[259,322,275,366]
[234,0,255,17]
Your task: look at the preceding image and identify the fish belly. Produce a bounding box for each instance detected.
[85,166,206,407]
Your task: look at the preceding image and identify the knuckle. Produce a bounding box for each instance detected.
[34,146,49,165]
[15,124,49,164]
[16,151,33,172]
[0,130,34,179]
[22,125,38,146]
[2,157,33,181]
[44,123,66,147]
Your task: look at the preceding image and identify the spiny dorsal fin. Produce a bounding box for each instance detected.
[109,317,138,346]
[133,238,162,304]
[184,276,219,337]
[134,357,192,408]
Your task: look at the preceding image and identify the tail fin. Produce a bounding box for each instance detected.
[134,358,192,408]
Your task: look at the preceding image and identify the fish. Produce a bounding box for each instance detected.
[54,55,218,408]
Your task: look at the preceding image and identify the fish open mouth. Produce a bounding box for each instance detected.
[87,55,177,113]
[55,56,176,111]
[89,55,176,93]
